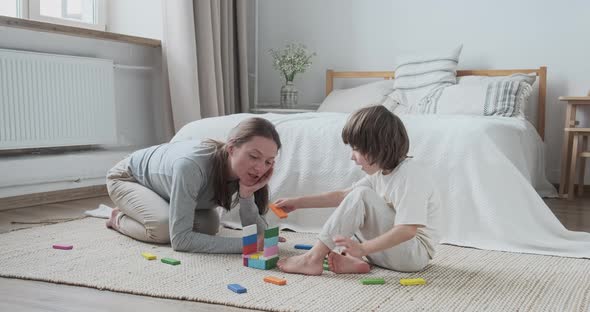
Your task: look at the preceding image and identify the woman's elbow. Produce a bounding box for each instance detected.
[170,236,185,252]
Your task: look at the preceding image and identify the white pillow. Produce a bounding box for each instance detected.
[430,73,536,117]
[388,44,463,114]
[317,79,394,113]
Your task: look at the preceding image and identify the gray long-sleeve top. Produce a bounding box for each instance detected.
[128,140,268,253]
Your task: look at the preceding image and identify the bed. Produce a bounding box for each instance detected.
[172,67,590,259]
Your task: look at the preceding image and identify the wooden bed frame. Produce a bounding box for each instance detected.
[325,67,547,140]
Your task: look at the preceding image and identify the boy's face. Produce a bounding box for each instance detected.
[351,149,380,175]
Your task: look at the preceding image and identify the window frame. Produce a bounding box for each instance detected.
[25,0,106,31]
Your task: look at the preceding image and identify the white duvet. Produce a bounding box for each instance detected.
[172,112,590,258]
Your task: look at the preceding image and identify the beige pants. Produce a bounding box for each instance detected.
[318,187,430,272]
[106,158,219,244]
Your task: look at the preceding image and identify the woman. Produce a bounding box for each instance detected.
[105,117,281,253]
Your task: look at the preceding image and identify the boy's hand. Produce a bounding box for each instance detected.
[273,198,298,213]
[240,167,274,198]
[333,235,366,257]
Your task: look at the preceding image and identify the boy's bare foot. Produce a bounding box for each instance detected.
[328,252,371,274]
[277,254,324,276]
[105,208,121,230]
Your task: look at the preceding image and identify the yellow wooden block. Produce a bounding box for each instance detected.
[141,252,157,260]
[400,278,426,286]
[250,252,262,259]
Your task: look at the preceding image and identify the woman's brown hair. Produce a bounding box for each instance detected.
[341,105,409,173]
[204,117,281,215]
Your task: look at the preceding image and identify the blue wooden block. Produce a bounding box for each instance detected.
[264,236,279,247]
[228,284,247,294]
[294,244,313,250]
[242,234,257,246]
[247,258,266,270]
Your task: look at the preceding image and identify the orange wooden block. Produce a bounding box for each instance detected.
[269,204,288,219]
[264,276,287,286]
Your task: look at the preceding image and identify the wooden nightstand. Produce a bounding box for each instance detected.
[558,96,590,199]
[250,104,319,114]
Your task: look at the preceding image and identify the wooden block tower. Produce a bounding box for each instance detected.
[242,224,279,270]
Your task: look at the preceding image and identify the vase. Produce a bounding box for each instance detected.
[280,81,298,108]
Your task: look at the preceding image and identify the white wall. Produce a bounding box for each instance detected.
[0,27,171,197]
[107,0,163,39]
[257,0,590,183]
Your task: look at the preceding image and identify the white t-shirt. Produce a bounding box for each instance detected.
[352,159,441,257]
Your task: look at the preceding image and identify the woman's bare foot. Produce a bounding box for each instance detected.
[105,208,121,230]
[328,252,371,274]
[277,254,324,275]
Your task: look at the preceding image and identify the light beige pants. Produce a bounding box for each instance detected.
[318,187,430,272]
[106,158,219,244]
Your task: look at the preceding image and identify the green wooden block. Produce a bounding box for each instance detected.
[361,278,385,285]
[161,257,181,265]
[323,263,330,271]
[264,227,279,238]
[265,256,279,269]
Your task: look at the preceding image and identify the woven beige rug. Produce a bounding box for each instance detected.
[1,218,589,312]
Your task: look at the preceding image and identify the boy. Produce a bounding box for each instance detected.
[275,105,440,275]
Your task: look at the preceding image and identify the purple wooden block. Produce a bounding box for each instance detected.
[52,244,73,250]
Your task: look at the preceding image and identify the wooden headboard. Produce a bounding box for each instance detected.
[325,67,547,140]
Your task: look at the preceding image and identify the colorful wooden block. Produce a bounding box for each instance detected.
[400,278,426,286]
[361,278,385,285]
[242,234,257,246]
[269,204,288,219]
[161,257,181,265]
[264,226,279,238]
[228,284,247,294]
[264,276,287,286]
[294,244,313,250]
[264,236,279,247]
[141,252,157,260]
[264,256,278,269]
[242,224,280,270]
[243,243,257,255]
[247,258,266,270]
[250,252,262,259]
[243,224,257,236]
[52,244,73,250]
[263,245,279,258]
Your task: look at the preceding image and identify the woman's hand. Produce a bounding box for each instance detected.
[258,235,287,251]
[274,197,299,213]
[333,235,367,258]
[239,167,274,198]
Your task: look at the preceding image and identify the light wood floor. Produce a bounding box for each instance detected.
[0,195,588,312]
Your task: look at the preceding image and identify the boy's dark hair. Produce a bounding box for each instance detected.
[341,105,409,172]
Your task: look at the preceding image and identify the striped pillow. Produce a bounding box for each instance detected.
[460,74,535,117]
[424,74,536,118]
[483,80,532,117]
[388,45,463,114]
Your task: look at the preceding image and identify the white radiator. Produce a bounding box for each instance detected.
[0,48,117,150]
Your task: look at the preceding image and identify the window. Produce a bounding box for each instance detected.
[0,1,19,17]
[1,0,106,31]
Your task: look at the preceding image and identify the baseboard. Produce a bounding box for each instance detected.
[552,183,590,193]
[0,185,107,211]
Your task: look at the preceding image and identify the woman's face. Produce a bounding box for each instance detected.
[228,136,278,186]
[351,149,379,175]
